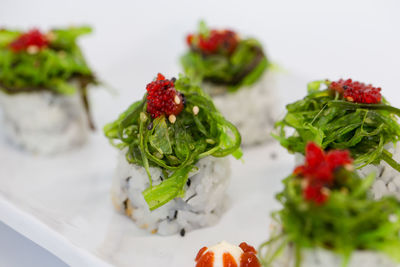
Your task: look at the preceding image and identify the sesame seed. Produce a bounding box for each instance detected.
[154,152,163,159]
[389,214,398,223]
[193,106,199,115]
[168,114,176,124]
[140,112,147,122]
[174,95,181,104]
[321,187,331,196]
[58,51,66,58]
[300,179,308,189]
[46,31,56,41]
[27,45,39,54]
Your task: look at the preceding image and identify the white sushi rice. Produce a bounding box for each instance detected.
[111,149,230,235]
[201,71,277,146]
[271,245,399,267]
[358,143,400,200]
[0,89,89,154]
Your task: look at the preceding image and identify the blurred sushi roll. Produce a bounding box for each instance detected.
[275,79,400,199]
[181,21,276,146]
[0,27,97,154]
[195,241,261,267]
[104,73,242,235]
[260,143,400,267]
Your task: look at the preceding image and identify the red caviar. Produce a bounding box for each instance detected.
[187,29,239,55]
[146,73,184,119]
[330,78,382,104]
[10,29,49,52]
[294,142,353,204]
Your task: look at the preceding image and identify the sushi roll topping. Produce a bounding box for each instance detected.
[294,142,352,204]
[260,143,400,266]
[104,74,242,210]
[146,73,184,119]
[0,26,96,95]
[195,241,260,267]
[181,21,269,92]
[330,78,382,104]
[186,29,239,55]
[9,29,49,53]
[275,78,400,172]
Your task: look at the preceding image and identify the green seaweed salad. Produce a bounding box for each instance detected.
[0,26,96,95]
[275,79,400,171]
[260,143,400,267]
[181,21,269,92]
[104,74,242,211]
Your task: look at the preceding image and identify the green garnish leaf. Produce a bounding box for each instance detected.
[149,116,172,156]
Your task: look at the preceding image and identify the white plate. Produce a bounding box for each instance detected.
[0,73,305,266]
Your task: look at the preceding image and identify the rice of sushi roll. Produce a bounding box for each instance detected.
[259,143,400,267]
[181,21,276,146]
[195,241,261,267]
[0,27,97,154]
[104,73,242,235]
[275,79,400,199]
[359,143,400,200]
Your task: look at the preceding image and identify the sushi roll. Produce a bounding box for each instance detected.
[181,21,276,146]
[195,241,261,267]
[0,27,96,154]
[104,73,242,235]
[259,143,400,267]
[275,79,400,200]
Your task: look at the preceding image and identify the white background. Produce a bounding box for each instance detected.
[0,0,399,266]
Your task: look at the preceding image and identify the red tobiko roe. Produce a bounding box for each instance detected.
[293,142,353,204]
[146,73,184,119]
[187,29,239,55]
[9,29,49,52]
[329,78,382,104]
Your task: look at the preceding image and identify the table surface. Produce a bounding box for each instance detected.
[0,1,399,266]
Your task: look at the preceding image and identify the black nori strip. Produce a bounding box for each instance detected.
[186,179,191,187]
[123,199,129,210]
[147,121,154,130]
[174,210,178,219]
[379,166,385,177]
[180,228,186,237]
[185,193,197,203]
[181,93,186,105]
